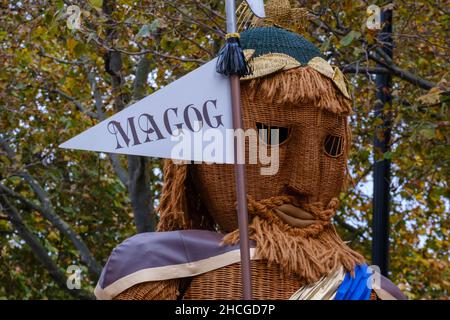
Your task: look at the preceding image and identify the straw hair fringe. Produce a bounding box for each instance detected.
[246,66,352,115]
[222,195,365,283]
[157,160,215,232]
[157,160,190,231]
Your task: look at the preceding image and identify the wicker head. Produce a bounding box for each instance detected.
[191,67,352,232]
[153,1,365,295]
[158,27,353,233]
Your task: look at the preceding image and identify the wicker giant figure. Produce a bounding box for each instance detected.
[95,1,405,300]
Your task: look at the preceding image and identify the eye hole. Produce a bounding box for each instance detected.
[324,134,344,157]
[256,122,291,146]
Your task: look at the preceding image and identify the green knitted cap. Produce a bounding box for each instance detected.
[240,27,323,65]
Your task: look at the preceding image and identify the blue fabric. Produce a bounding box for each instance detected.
[334,264,372,300]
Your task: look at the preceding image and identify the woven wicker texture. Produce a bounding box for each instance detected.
[155,65,363,284]
[153,9,364,294]
[114,0,370,301]
[191,68,350,233]
[183,260,305,300]
[244,0,308,35]
[114,264,379,300]
[114,279,181,300]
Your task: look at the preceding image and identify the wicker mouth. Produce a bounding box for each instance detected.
[265,189,321,228]
[265,183,339,229]
[272,203,317,228]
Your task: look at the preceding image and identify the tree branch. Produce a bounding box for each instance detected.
[0,139,102,276]
[0,196,94,299]
[0,136,15,159]
[165,2,225,36]
[80,24,207,63]
[193,0,225,20]
[38,46,84,65]
[309,15,437,90]
[151,50,206,64]
[368,52,436,90]
[51,89,99,119]
[342,66,391,74]
[85,69,105,119]
[0,183,43,213]
[174,27,215,57]
[21,172,101,276]
[107,154,129,187]
[333,214,367,241]
[103,0,155,233]
[127,55,157,233]
[84,67,130,186]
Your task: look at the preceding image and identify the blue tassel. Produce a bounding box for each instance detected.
[216,35,252,77]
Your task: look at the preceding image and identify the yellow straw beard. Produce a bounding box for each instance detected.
[222,195,365,284]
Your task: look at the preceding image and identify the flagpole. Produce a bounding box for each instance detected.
[224,0,252,300]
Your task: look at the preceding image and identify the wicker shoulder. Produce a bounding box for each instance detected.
[114,279,182,300]
[94,230,245,300]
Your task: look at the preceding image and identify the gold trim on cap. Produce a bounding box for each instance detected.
[332,67,350,99]
[243,49,256,61]
[241,51,351,100]
[307,57,335,78]
[307,57,351,99]
[241,51,301,80]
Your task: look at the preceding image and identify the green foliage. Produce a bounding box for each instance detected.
[311,0,449,300]
[339,30,361,47]
[0,0,448,299]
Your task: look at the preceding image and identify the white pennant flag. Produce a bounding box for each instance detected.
[245,0,265,18]
[60,59,235,164]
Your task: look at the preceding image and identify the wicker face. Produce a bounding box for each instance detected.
[191,80,349,232]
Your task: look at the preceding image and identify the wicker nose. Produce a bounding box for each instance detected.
[284,184,309,198]
[286,128,320,197]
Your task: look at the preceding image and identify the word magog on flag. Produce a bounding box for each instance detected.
[60,59,234,164]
